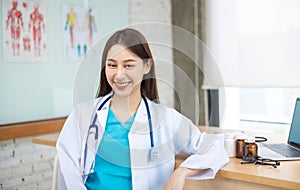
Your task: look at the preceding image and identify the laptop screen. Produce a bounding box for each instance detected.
[288,98,300,148]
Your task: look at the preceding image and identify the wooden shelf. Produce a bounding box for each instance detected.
[0,117,65,141]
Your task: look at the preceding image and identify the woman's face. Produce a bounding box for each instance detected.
[105,44,151,99]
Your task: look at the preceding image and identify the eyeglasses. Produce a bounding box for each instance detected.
[241,157,280,168]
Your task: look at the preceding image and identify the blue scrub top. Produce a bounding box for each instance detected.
[85,108,136,190]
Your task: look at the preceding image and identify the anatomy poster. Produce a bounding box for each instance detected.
[3,0,47,62]
[63,5,98,61]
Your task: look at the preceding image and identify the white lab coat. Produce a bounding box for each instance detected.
[56,93,229,190]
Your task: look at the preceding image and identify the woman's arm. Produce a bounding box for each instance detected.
[165,110,229,189]
[56,111,87,190]
[178,130,229,180]
[162,167,204,190]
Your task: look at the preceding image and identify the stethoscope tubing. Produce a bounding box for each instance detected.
[142,95,154,148]
[82,95,153,176]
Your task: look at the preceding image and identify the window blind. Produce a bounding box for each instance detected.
[202,0,300,88]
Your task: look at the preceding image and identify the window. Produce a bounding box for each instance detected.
[219,87,300,134]
[204,0,300,134]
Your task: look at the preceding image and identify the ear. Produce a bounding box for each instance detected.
[143,59,152,74]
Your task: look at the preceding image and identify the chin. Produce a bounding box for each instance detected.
[113,88,141,99]
[112,89,131,98]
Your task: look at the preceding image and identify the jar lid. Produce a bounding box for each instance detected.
[245,137,256,143]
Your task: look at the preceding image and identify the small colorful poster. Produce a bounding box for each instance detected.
[63,5,98,61]
[3,0,47,62]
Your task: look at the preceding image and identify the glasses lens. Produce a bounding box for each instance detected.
[256,158,280,167]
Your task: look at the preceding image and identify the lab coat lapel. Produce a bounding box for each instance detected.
[96,98,110,132]
[129,98,151,169]
[131,98,148,133]
[129,99,173,169]
[95,92,113,133]
[130,98,167,143]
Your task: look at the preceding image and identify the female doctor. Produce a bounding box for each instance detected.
[56,28,229,190]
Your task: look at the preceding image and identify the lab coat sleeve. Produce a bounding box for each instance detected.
[56,111,87,190]
[177,118,229,180]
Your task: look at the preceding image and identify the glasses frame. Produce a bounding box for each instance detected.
[241,156,280,168]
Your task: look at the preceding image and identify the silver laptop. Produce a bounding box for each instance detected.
[258,98,300,160]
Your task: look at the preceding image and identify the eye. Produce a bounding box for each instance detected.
[124,64,134,69]
[107,63,117,68]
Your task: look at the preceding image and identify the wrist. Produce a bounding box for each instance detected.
[175,167,200,178]
[175,167,192,178]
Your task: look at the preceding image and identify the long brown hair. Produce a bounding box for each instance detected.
[96,28,159,103]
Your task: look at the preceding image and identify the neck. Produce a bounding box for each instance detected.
[111,92,142,115]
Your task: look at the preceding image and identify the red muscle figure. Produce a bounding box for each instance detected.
[5,0,24,56]
[28,3,45,57]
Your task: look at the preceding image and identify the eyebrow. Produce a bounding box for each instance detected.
[107,58,137,63]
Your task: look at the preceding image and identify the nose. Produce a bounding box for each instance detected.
[115,67,126,79]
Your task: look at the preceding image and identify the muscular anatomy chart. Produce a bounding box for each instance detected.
[3,0,47,62]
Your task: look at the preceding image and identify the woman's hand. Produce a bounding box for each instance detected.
[162,167,200,190]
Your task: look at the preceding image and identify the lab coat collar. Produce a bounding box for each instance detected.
[95,93,154,132]
[95,93,165,133]
[132,97,166,134]
[95,92,113,131]
[131,97,149,133]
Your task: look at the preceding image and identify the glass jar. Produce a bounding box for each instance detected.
[235,133,247,158]
[242,137,258,162]
[224,133,236,157]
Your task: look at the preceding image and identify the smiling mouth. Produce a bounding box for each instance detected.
[114,81,131,88]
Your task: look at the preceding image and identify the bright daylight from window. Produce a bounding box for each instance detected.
[215,0,300,134]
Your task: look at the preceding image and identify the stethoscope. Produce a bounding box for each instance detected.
[82,95,156,176]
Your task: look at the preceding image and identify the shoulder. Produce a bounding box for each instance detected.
[73,94,112,116]
[73,98,98,113]
[75,93,112,108]
[148,100,192,125]
[149,100,185,116]
[65,97,105,137]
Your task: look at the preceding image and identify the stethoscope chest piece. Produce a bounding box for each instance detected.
[149,147,159,162]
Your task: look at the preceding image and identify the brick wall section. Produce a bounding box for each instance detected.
[0,1,172,189]
[0,137,55,190]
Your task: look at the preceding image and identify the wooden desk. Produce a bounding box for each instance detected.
[176,155,300,190]
[32,132,300,190]
[32,133,59,147]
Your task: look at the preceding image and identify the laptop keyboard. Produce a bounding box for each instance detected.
[264,144,300,157]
